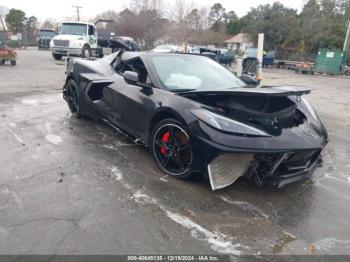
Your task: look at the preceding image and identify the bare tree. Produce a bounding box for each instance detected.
[41,19,57,30]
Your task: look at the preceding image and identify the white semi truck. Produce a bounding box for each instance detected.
[50,22,100,60]
[50,21,139,60]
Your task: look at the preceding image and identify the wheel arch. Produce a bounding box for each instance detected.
[82,43,91,49]
[148,108,187,143]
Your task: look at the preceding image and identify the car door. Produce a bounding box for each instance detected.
[106,58,158,141]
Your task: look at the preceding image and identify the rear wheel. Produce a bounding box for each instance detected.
[63,79,81,118]
[151,119,193,179]
[1,60,5,65]
[10,60,16,66]
[52,54,62,60]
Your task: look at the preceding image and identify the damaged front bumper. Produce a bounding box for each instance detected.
[207,150,322,190]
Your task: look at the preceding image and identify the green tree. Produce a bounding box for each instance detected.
[186,9,201,31]
[300,0,346,54]
[227,16,248,35]
[5,8,25,33]
[224,11,238,23]
[25,16,38,43]
[208,3,226,32]
[243,2,299,50]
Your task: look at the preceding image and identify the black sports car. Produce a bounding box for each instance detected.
[63,52,328,190]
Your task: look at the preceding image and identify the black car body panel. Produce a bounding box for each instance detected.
[63,52,328,190]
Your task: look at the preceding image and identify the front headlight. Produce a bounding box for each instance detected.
[191,109,270,137]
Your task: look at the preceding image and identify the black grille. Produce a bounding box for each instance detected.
[40,38,50,47]
[252,150,321,186]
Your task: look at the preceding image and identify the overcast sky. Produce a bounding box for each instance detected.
[1,0,306,21]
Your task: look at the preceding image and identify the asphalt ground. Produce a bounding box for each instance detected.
[0,48,350,256]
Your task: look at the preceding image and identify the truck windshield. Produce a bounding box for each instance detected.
[60,23,87,36]
[40,31,56,37]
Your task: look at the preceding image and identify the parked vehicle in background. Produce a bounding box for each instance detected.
[152,45,177,53]
[0,41,17,66]
[37,29,56,50]
[116,36,140,51]
[199,47,220,61]
[198,47,234,66]
[244,48,275,67]
[50,21,135,60]
[217,48,235,66]
[189,46,205,54]
[50,22,99,60]
[263,51,275,67]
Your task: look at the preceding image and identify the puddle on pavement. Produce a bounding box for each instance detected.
[272,231,298,254]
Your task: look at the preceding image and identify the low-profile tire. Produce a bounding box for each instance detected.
[52,54,62,60]
[82,45,92,59]
[150,118,194,179]
[63,79,81,118]
[10,60,16,66]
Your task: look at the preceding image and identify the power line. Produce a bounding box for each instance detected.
[72,6,83,21]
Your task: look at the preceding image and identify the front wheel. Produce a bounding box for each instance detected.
[63,79,81,118]
[150,119,193,179]
[11,60,16,66]
[82,45,92,59]
[52,54,62,60]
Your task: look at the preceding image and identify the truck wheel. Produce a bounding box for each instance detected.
[1,60,5,65]
[82,45,91,59]
[11,60,16,66]
[52,54,62,60]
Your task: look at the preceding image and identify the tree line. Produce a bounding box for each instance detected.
[1,0,350,60]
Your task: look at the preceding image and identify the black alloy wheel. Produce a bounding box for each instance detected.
[151,119,193,179]
[63,79,80,117]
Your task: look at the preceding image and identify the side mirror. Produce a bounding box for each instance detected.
[240,74,259,87]
[123,71,139,84]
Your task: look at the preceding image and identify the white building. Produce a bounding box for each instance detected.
[225,33,254,52]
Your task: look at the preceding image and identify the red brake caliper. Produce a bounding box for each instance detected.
[160,131,170,155]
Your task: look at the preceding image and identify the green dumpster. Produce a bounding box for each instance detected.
[314,49,346,75]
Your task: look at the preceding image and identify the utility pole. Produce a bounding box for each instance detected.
[256,33,264,85]
[72,6,83,21]
[343,20,350,64]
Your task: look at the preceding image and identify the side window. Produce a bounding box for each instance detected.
[114,56,154,86]
[88,25,95,36]
[128,59,152,85]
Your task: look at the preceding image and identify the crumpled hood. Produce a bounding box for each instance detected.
[180,86,313,97]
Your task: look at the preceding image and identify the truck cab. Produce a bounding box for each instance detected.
[50,22,98,60]
[37,29,56,49]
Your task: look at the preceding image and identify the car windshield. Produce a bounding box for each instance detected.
[151,55,245,91]
[60,23,87,36]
